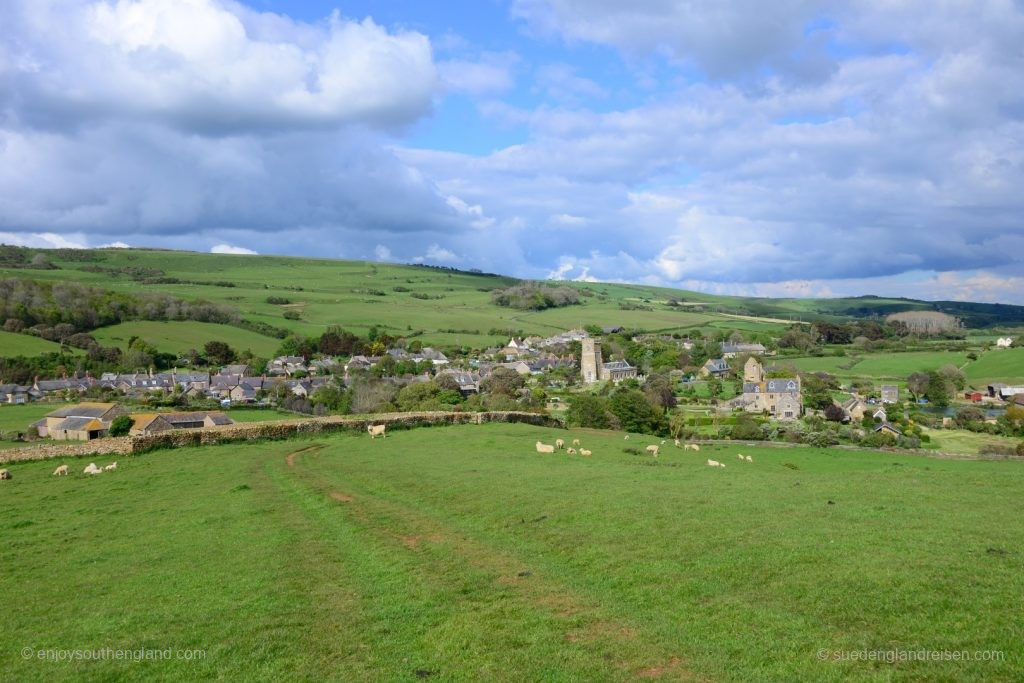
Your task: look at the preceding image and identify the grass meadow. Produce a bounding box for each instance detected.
[1,423,1021,681]
[0,331,75,357]
[91,321,281,357]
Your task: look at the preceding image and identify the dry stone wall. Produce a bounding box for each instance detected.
[0,411,560,464]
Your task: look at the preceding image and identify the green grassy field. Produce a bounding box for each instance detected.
[0,331,75,357]
[91,321,281,357]
[783,350,973,383]
[0,404,53,432]
[963,348,1024,385]
[2,423,1020,680]
[921,428,1022,455]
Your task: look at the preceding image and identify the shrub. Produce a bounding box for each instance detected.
[283,311,301,320]
[108,415,135,437]
[1017,441,1024,457]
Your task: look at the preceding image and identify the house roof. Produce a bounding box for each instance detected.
[765,378,800,393]
[603,360,634,371]
[46,402,117,419]
[53,416,105,431]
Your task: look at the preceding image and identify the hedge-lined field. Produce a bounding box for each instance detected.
[91,321,280,357]
[1,423,1020,680]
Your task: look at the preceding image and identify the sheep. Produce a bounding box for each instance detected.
[646,445,660,456]
[674,438,681,448]
[535,441,555,454]
[579,448,592,456]
[367,424,386,439]
[555,439,565,450]
[104,462,118,471]
[738,453,745,461]
[706,459,724,468]
[572,438,580,446]
[624,434,630,440]
[0,469,11,480]
[83,463,102,475]
[661,440,666,445]
[566,447,577,455]
[745,455,753,463]
[684,444,701,452]
[52,465,68,476]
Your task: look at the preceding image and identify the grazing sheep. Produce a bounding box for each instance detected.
[52,465,68,476]
[367,424,386,439]
[566,447,577,455]
[706,459,724,468]
[535,441,555,454]
[745,455,753,463]
[572,439,580,446]
[646,445,660,456]
[624,434,630,440]
[555,439,565,450]
[104,462,118,471]
[579,448,592,456]
[83,463,102,475]
[686,444,701,452]
[0,469,11,480]
[674,438,681,448]
[738,453,745,461]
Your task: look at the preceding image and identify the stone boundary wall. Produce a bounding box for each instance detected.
[0,411,560,464]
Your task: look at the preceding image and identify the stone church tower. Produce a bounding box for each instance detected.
[743,357,763,383]
[581,338,603,384]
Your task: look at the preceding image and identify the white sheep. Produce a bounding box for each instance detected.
[555,439,565,450]
[83,463,102,475]
[646,445,660,456]
[745,455,753,463]
[0,469,11,480]
[706,459,723,468]
[52,465,69,476]
[367,424,386,439]
[566,447,577,455]
[624,434,630,440]
[579,448,592,456]
[572,438,580,446]
[535,441,555,454]
[104,462,118,471]
[674,438,681,448]
[738,453,745,461]
[685,444,701,452]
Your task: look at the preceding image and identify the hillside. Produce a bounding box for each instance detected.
[1,246,1023,359]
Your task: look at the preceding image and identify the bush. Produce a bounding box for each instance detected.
[1017,441,1024,457]
[108,415,135,437]
[283,310,301,320]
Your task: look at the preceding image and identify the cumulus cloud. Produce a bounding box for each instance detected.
[211,243,257,255]
[439,52,519,95]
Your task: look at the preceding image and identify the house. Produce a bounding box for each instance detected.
[580,339,638,383]
[502,360,533,376]
[874,422,903,437]
[964,391,983,402]
[129,411,234,435]
[413,348,449,367]
[872,407,887,422]
[221,364,252,377]
[267,356,307,377]
[345,355,380,373]
[34,403,127,441]
[32,376,95,397]
[436,370,480,396]
[880,385,899,404]
[995,337,1014,348]
[699,358,731,378]
[602,326,624,334]
[720,342,766,358]
[0,384,31,404]
[308,358,339,375]
[998,386,1024,400]
[988,383,1007,398]
[737,358,802,421]
[841,396,869,422]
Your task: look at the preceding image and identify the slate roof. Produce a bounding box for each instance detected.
[46,402,117,419]
[765,378,800,393]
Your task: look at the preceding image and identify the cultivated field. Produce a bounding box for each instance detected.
[1,423,1020,680]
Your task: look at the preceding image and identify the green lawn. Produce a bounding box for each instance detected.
[91,321,280,357]
[2,423,1020,680]
[922,427,1022,455]
[0,331,73,357]
[0,403,53,432]
[784,350,972,381]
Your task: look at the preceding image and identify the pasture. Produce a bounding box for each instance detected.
[90,321,280,358]
[0,330,74,357]
[963,348,1024,385]
[1,423,1020,680]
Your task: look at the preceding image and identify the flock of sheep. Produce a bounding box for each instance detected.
[0,461,118,481]
[532,434,756,470]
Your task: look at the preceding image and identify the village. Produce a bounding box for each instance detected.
[3,326,1022,454]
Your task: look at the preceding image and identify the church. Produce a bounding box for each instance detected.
[580,339,638,384]
[738,357,802,420]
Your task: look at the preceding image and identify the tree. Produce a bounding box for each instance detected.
[925,371,950,407]
[937,364,966,392]
[204,341,237,366]
[643,373,677,410]
[608,387,664,434]
[731,414,763,440]
[480,367,525,397]
[802,374,833,410]
[824,403,846,422]
[566,394,613,429]
[907,372,930,400]
[108,415,134,437]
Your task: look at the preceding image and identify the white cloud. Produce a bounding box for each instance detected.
[210,243,257,254]
[0,232,89,249]
[374,244,392,261]
[413,243,460,264]
[439,52,519,95]
[549,213,587,226]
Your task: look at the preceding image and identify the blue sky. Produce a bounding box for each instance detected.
[1,0,1023,303]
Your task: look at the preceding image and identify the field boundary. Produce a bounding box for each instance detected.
[0,411,560,464]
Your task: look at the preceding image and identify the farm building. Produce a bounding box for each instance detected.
[720,342,766,358]
[34,403,127,441]
[880,385,899,403]
[129,411,234,435]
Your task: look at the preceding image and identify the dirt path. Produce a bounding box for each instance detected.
[285,443,324,468]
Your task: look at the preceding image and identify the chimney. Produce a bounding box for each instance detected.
[149,366,154,378]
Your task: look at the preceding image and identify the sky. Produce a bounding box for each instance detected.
[1,0,1023,303]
